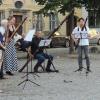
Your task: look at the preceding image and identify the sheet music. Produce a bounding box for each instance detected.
[39,39,52,47]
[74,33,88,39]
[24,29,36,41]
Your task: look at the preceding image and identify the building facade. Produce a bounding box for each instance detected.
[0,0,81,36]
[82,7,100,33]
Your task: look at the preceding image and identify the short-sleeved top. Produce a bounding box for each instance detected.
[72,26,89,46]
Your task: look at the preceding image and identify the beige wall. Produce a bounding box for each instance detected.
[0,0,82,36]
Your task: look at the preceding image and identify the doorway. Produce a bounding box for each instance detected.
[14,15,23,35]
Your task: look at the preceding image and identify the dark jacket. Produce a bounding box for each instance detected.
[31,36,43,55]
[0,32,3,43]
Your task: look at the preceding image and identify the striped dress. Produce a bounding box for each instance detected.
[3,29,18,72]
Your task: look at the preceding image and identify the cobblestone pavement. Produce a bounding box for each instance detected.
[0,48,100,100]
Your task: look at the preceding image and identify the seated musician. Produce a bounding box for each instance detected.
[15,34,30,51]
[28,31,55,72]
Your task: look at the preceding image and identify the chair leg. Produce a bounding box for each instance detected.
[39,65,45,71]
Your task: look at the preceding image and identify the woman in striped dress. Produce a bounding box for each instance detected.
[3,16,18,75]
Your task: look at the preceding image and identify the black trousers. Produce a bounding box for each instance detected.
[0,62,3,78]
[34,52,53,70]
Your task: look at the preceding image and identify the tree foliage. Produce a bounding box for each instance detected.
[35,0,100,14]
[35,0,82,15]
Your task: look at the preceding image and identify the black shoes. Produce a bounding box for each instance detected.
[34,70,38,73]
[46,69,53,72]
[86,69,92,74]
[6,71,14,76]
[87,69,91,72]
[34,68,59,73]
[0,72,3,79]
[0,72,8,80]
[74,67,83,72]
[46,69,59,72]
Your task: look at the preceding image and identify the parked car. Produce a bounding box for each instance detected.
[50,36,70,48]
[89,34,100,45]
[89,29,100,45]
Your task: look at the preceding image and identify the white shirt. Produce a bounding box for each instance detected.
[72,26,89,46]
[0,26,5,44]
[0,26,5,36]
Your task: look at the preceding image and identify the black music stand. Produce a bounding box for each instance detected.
[21,55,40,78]
[18,53,40,89]
[39,39,59,73]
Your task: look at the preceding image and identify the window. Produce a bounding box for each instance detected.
[36,14,44,31]
[32,0,35,2]
[0,11,5,25]
[49,13,59,31]
[0,0,2,5]
[89,10,100,28]
[0,12,2,24]
[15,1,23,9]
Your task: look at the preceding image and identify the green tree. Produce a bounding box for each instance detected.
[34,0,99,53]
[83,0,100,28]
[35,0,82,53]
[35,0,82,15]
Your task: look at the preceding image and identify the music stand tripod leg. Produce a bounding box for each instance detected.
[44,48,59,73]
[18,56,40,89]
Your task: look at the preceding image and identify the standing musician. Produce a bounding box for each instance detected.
[72,18,91,72]
[3,16,18,76]
[0,19,7,79]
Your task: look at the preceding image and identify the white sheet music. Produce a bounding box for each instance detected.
[0,26,5,35]
[74,33,88,39]
[39,39,52,47]
[24,29,36,41]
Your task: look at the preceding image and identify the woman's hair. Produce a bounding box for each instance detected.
[7,15,15,21]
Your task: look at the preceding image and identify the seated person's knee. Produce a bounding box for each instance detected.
[38,57,45,63]
[49,55,53,60]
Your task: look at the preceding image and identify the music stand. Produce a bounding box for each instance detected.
[39,39,59,73]
[18,53,40,89]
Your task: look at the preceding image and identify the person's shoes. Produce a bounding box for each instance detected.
[6,71,14,76]
[34,67,38,73]
[0,77,8,80]
[87,69,91,72]
[87,66,91,72]
[18,69,23,72]
[46,69,59,72]
[34,70,39,73]
[0,73,4,79]
[74,67,83,72]
[34,63,41,73]
[86,69,92,75]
